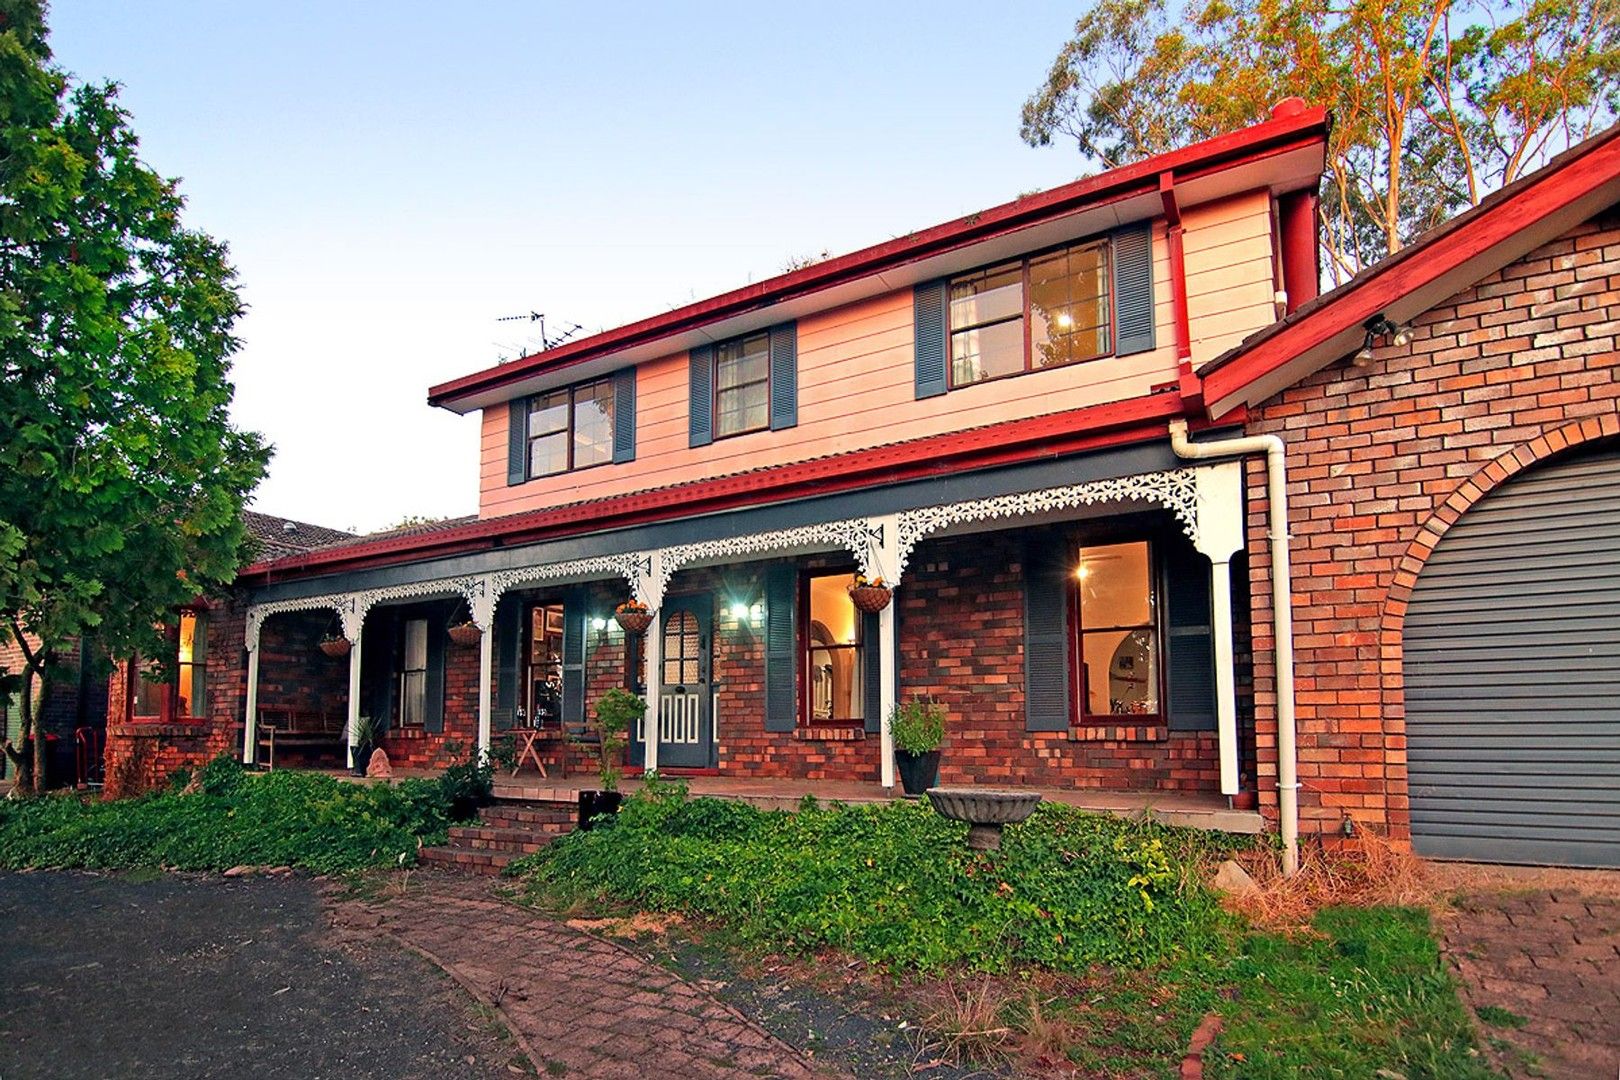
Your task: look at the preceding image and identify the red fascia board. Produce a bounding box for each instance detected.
[241,392,1195,584]
[427,108,1328,409]
[1200,125,1620,409]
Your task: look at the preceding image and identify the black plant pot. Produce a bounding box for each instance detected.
[895,750,941,797]
[578,790,624,830]
[351,743,373,777]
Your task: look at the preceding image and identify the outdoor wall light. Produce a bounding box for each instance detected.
[727,600,764,627]
[1352,314,1412,367]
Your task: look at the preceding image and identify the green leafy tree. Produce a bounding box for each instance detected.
[1022,0,1620,283]
[0,1,270,792]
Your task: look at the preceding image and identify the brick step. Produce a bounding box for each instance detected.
[446,826,561,854]
[479,802,577,827]
[418,845,520,876]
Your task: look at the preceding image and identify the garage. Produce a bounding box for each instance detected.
[1404,441,1620,867]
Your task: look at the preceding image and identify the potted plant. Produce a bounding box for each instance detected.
[848,574,892,613]
[614,599,653,635]
[350,713,384,776]
[318,632,351,658]
[575,688,642,829]
[890,697,945,797]
[437,742,494,821]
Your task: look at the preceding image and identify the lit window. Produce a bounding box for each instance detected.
[525,604,564,727]
[714,332,770,437]
[949,239,1112,386]
[1075,541,1159,718]
[177,613,208,719]
[133,612,209,721]
[528,378,616,478]
[804,572,864,724]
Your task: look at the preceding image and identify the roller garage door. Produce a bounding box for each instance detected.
[1404,442,1620,867]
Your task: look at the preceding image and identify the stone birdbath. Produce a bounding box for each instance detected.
[926,788,1043,850]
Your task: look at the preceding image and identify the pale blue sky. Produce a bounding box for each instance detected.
[50,2,1093,532]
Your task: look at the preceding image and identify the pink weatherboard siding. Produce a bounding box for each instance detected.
[479,192,1282,519]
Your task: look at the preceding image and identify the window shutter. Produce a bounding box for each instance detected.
[1023,537,1072,732]
[1112,225,1156,356]
[913,280,949,399]
[423,605,447,734]
[612,368,637,463]
[862,609,881,734]
[360,611,397,732]
[768,322,798,430]
[764,564,797,732]
[561,590,587,728]
[1164,538,1217,731]
[493,598,522,731]
[507,399,528,485]
[688,345,714,447]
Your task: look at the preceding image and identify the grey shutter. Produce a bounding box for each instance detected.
[913,280,949,399]
[423,605,447,734]
[1112,225,1155,356]
[769,322,798,430]
[1023,537,1072,731]
[688,345,714,447]
[862,609,881,734]
[493,598,522,730]
[360,612,397,731]
[612,368,636,463]
[561,590,586,728]
[764,564,797,732]
[506,399,528,485]
[1163,539,1216,731]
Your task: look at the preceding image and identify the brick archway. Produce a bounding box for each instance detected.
[1375,414,1620,838]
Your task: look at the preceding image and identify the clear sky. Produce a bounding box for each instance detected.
[49,2,1093,533]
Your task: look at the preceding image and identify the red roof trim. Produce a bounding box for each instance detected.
[1199,123,1620,408]
[428,107,1328,409]
[241,392,1198,583]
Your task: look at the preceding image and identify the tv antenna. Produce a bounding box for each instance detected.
[495,311,585,352]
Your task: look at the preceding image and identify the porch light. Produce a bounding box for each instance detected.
[590,616,610,632]
[1074,564,1090,581]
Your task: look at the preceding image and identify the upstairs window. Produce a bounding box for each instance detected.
[714,331,771,438]
[949,239,1111,387]
[527,378,615,478]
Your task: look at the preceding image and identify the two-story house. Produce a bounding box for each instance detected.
[107,100,1620,871]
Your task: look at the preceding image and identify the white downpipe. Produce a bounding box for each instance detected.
[1169,420,1300,876]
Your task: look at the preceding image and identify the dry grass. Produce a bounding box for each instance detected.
[1222,826,1436,930]
[918,976,1015,1068]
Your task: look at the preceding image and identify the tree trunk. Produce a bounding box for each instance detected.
[30,669,46,794]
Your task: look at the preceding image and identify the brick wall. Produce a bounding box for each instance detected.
[1241,214,1620,841]
[1,631,103,783]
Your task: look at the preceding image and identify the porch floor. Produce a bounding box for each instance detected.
[491,773,1264,834]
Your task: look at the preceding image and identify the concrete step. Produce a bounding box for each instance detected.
[446,825,560,854]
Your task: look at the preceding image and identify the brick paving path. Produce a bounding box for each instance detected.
[332,874,841,1080]
[1441,889,1620,1080]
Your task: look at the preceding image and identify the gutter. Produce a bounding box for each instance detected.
[1168,419,1300,876]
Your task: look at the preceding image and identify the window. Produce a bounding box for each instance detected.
[949,239,1111,387]
[397,618,429,727]
[714,332,770,437]
[804,572,864,724]
[1073,541,1160,719]
[527,378,615,478]
[132,611,209,721]
[525,604,564,727]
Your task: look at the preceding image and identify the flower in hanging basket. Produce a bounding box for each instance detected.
[447,620,483,647]
[848,574,893,613]
[318,634,352,658]
[614,599,653,634]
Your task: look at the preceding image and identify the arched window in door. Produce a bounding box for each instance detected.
[662,609,701,685]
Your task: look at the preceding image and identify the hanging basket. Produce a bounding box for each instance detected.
[447,621,483,647]
[615,609,653,635]
[318,637,352,658]
[848,584,893,613]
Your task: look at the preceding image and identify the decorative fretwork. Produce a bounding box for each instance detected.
[656,518,883,600]
[490,552,648,606]
[893,468,1200,577]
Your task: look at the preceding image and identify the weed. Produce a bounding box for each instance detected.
[1475,1003,1528,1028]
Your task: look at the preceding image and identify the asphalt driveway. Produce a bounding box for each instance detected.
[0,870,526,1080]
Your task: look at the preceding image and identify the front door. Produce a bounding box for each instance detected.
[639,593,715,769]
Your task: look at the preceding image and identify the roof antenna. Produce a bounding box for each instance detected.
[495,311,585,357]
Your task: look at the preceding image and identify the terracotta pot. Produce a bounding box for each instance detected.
[848,584,892,613]
[318,637,351,659]
[615,609,653,634]
[447,622,482,647]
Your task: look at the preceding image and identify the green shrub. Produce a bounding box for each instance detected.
[514,783,1233,973]
[0,754,450,873]
[889,697,945,753]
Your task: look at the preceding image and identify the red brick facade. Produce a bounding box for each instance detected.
[1240,214,1620,841]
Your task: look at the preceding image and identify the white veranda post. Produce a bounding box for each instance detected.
[640,553,666,774]
[870,513,902,790]
[1193,462,1245,797]
[472,578,497,761]
[241,634,261,765]
[346,632,363,770]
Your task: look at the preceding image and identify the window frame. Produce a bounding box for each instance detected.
[946,236,1114,390]
[1066,534,1168,726]
[128,608,210,723]
[395,617,430,729]
[711,330,772,440]
[525,377,617,480]
[797,568,866,728]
